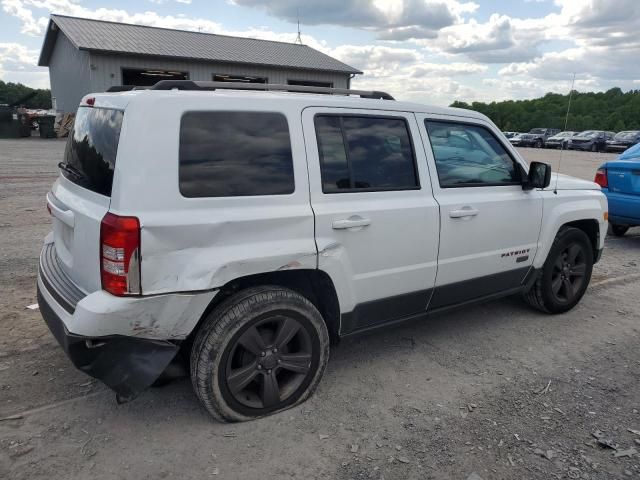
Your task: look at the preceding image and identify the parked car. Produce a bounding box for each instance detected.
[595,142,640,236]
[516,128,561,148]
[38,81,607,422]
[508,132,524,146]
[545,131,578,149]
[605,130,640,153]
[568,130,615,152]
[502,131,519,139]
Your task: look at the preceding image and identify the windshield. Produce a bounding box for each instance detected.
[62,107,124,197]
[529,128,546,134]
[577,130,598,138]
[557,131,574,137]
[614,131,640,140]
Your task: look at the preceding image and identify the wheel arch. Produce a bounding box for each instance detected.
[187,269,341,347]
[562,219,600,261]
[534,193,606,269]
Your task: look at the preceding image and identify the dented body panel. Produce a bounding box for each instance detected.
[108,93,317,295]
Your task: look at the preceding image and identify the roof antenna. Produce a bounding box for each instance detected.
[554,72,576,195]
[294,8,303,44]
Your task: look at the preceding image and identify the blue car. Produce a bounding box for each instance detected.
[595,143,640,236]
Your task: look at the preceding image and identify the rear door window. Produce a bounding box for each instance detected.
[62,107,123,197]
[179,111,295,197]
[315,115,419,193]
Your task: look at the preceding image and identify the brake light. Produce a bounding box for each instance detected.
[85,97,95,106]
[100,212,141,296]
[594,168,608,188]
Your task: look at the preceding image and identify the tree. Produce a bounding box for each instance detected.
[0,80,52,109]
[450,88,640,132]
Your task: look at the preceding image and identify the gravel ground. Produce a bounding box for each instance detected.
[1,139,639,480]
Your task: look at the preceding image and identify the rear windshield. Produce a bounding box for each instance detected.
[61,107,124,196]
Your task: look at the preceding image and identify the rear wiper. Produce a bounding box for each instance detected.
[58,162,85,180]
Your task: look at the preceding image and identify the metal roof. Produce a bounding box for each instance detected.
[38,15,362,75]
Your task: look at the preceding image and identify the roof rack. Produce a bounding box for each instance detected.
[107,80,394,100]
[106,85,150,92]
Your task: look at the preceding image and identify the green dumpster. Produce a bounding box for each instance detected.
[38,115,57,138]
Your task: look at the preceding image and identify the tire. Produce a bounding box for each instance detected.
[535,139,543,148]
[610,223,629,237]
[190,286,330,422]
[523,227,594,314]
[591,143,598,152]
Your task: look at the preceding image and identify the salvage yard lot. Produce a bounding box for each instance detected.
[1,139,639,480]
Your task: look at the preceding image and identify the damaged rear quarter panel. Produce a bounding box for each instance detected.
[108,96,318,296]
[140,205,317,294]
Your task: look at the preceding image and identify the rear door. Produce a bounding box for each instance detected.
[47,106,124,292]
[416,115,543,309]
[302,107,439,334]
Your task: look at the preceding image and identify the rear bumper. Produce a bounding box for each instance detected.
[603,190,640,225]
[37,284,178,400]
[37,240,217,399]
[568,142,592,151]
[605,144,632,152]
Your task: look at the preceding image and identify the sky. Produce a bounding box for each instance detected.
[1,0,639,106]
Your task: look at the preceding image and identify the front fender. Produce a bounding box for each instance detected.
[534,190,607,268]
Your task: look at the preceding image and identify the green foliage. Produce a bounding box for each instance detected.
[450,88,640,133]
[0,80,52,109]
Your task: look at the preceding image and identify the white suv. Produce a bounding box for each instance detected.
[38,81,608,422]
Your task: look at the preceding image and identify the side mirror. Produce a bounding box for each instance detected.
[524,161,552,190]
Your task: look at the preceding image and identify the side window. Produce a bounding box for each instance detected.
[315,115,419,193]
[179,111,294,197]
[425,120,520,188]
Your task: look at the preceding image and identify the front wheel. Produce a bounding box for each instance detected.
[190,286,330,422]
[523,227,593,314]
[535,139,543,148]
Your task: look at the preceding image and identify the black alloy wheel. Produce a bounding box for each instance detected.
[550,243,587,304]
[223,315,314,411]
[190,286,329,422]
[523,227,594,314]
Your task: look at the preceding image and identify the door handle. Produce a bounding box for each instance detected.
[332,216,371,230]
[449,207,479,218]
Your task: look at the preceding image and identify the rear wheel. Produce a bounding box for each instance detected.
[524,227,593,314]
[535,139,543,148]
[610,223,629,237]
[591,143,598,152]
[190,286,329,422]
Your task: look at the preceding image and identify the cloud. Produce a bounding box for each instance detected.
[1,0,230,36]
[3,0,640,105]
[231,0,478,38]
[0,42,49,87]
[410,62,487,76]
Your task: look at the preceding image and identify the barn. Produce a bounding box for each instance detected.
[38,15,362,113]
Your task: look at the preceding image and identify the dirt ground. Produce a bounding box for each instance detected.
[1,139,639,480]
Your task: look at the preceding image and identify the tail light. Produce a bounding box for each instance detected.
[100,212,141,296]
[594,168,608,188]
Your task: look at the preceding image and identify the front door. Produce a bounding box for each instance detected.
[302,108,440,334]
[416,115,544,309]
